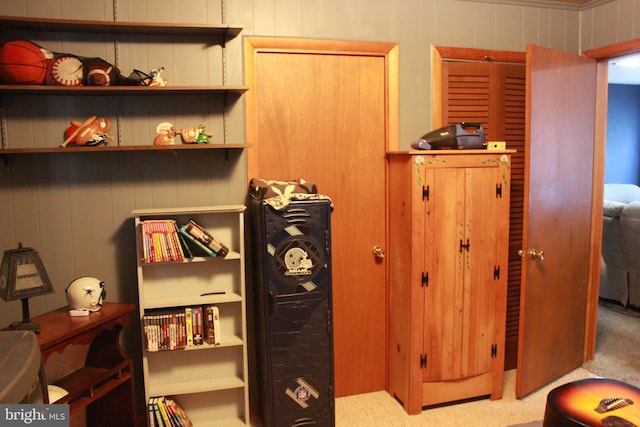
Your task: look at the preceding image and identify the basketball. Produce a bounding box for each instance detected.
[0,39,51,85]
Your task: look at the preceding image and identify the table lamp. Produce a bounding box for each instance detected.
[0,243,55,334]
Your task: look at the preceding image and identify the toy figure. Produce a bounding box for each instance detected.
[61,116,112,147]
[154,122,177,145]
[179,125,213,144]
[147,67,168,87]
[179,126,199,143]
[195,125,212,144]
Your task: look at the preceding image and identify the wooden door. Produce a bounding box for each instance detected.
[423,166,467,383]
[516,45,596,397]
[423,158,506,383]
[244,38,399,397]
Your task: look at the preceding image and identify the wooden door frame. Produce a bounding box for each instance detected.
[582,38,640,360]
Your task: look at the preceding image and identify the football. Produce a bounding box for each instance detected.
[83,58,117,86]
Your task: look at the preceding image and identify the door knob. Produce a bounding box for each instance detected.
[518,248,545,260]
[372,246,385,259]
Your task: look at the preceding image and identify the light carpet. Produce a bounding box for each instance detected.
[335,367,595,426]
[583,300,640,388]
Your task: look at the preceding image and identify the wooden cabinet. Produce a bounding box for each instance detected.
[387,150,513,414]
[133,205,249,426]
[0,14,248,154]
[33,302,135,427]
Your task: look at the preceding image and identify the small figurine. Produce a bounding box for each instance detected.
[178,125,213,144]
[194,125,212,144]
[147,67,168,87]
[154,122,177,145]
[61,116,112,147]
[179,126,199,143]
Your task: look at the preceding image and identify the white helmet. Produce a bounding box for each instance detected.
[65,277,106,311]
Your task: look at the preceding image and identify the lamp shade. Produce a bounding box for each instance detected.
[0,244,54,302]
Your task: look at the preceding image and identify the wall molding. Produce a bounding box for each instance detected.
[459,0,614,11]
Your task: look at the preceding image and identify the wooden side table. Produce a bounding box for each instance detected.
[33,302,136,427]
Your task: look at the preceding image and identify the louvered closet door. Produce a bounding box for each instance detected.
[440,60,525,369]
[440,61,496,138]
[422,164,498,383]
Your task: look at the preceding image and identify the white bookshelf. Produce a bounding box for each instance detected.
[133,205,249,426]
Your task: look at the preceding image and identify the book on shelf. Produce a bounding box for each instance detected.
[178,219,229,258]
[192,306,203,346]
[153,310,187,351]
[140,219,188,263]
[165,397,193,427]
[148,396,193,427]
[203,305,221,345]
[212,305,221,345]
[147,397,157,427]
[157,396,172,426]
[184,307,194,348]
[144,305,221,352]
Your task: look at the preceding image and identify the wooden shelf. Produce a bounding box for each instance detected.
[0,144,250,155]
[0,85,249,95]
[52,362,132,409]
[387,149,517,156]
[0,15,243,39]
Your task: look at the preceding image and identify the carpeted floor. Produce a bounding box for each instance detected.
[583,300,640,388]
[335,301,639,426]
[334,367,594,426]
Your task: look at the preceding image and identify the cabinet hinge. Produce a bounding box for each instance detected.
[420,354,427,368]
[422,185,430,201]
[496,183,503,198]
[491,344,498,358]
[421,272,429,287]
[493,265,500,280]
